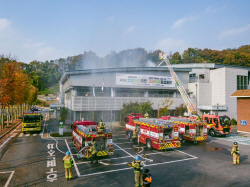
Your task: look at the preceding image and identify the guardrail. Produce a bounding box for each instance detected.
[0,121,22,146]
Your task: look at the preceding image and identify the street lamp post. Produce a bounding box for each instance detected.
[195,84,198,111]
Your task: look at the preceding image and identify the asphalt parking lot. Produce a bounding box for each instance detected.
[64,126,250,187]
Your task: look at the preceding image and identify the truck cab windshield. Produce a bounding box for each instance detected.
[219,116,231,126]
[23,115,40,123]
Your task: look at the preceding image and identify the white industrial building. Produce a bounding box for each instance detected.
[59,64,250,122]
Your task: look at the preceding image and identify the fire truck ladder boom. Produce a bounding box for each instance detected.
[158,53,202,116]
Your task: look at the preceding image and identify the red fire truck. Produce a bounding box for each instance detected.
[161,116,207,143]
[125,113,181,150]
[72,120,114,158]
[202,114,231,136]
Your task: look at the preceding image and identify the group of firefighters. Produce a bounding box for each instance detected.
[62,116,240,186]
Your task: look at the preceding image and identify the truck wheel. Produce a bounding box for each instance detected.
[128,132,132,142]
[179,134,183,141]
[210,129,215,137]
[146,139,153,150]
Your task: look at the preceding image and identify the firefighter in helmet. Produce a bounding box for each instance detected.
[62,151,73,180]
[89,141,98,164]
[99,119,105,132]
[144,112,149,118]
[231,142,240,164]
[195,115,201,122]
[132,156,143,187]
[132,129,138,144]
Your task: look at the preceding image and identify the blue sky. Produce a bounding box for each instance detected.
[0,0,249,63]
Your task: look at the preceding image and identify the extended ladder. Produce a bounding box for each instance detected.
[159,53,201,116]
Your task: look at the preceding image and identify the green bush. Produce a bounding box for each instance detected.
[33,99,41,105]
[231,118,237,125]
[45,93,48,96]
[119,121,125,126]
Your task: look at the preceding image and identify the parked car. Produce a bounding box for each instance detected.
[46,97,52,101]
[49,107,54,112]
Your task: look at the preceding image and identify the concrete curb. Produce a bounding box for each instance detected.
[0,121,22,140]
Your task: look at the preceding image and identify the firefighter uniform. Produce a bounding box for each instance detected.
[143,169,152,187]
[231,142,240,164]
[132,130,137,144]
[99,121,105,132]
[89,142,98,164]
[144,113,149,118]
[132,156,143,187]
[195,115,201,122]
[62,151,73,180]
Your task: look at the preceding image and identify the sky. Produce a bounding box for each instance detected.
[0,0,250,63]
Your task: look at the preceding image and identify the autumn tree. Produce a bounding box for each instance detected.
[175,103,187,116]
[159,98,174,117]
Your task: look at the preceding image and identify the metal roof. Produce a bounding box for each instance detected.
[60,67,191,84]
[231,90,250,97]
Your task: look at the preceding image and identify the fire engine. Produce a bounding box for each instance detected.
[22,111,43,133]
[72,120,114,158]
[161,116,207,142]
[202,114,231,136]
[125,113,181,150]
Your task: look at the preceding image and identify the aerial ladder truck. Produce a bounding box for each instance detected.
[158,53,207,142]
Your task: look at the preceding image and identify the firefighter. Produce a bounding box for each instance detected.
[99,120,105,132]
[231,142,240,164]
[195,115,201,122]
[132,129,138,144]
[143,169,152,187]
[62,151,73,180]
[144,112,149,118]
[132,156,143,187]
[89,142,98,164]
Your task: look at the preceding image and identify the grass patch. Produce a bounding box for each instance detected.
[50,132,72,137]
[38,85,59,95]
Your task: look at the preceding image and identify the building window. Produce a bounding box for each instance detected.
[237,75,248,90]
[199,74,205,79]
[189,73,196,78]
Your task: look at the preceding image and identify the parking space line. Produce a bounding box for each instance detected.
[175,150,197,158]
[33,134,37,136]
[113,143,134,157]
[65,139,80,177]
[144,157,197,167]
[25,134,29,137]
[115,142,133,144]
[79,167,133,177]
[0,171,15,187]
[75,155,133,165]
[18,133,23,137]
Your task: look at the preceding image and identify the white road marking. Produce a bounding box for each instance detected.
[115,142,133,144]
[113,143,134,157]
[18,133,23,137]
[144,157,197,167]
[65,139,80,177]
[33,134,37,136]
[75,155,133,165]
[25,134,30,137]
[0,171,15,187]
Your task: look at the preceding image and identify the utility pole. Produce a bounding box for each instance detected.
[195,84,198,112]
[157,103,160,118]
[217,103,219,115]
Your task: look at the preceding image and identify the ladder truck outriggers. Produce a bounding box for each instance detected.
[158,53,207,142]
[125,113,181,150]
[72,120,114,158]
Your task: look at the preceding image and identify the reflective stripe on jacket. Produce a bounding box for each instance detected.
[89,145,96,154]
[231,146,239,155]
[133,131,137,138]
[132,161,141,173]
[63,155,73,168]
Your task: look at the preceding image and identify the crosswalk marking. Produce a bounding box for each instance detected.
[18,133,23,137]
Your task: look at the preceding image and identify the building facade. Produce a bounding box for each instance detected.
[59,64,250,122]
[59,67,190,122]
[231,90,250,133]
